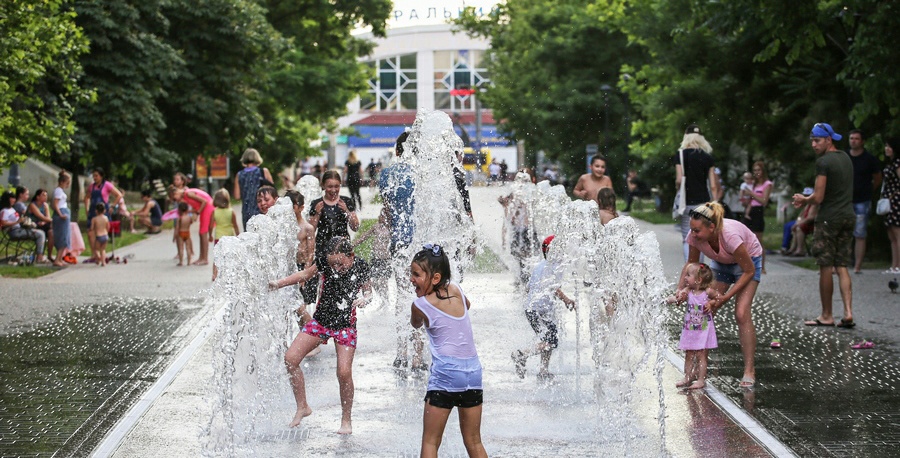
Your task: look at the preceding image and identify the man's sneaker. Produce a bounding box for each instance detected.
[511,351,526,379]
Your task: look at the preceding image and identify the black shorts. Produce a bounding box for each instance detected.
[424,389,483,409]
[525,310,559,349]
[745,206,765,232]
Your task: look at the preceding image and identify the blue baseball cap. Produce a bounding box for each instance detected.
[810,123,842,141]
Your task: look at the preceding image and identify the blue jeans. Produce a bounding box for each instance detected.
[710,256,763,284]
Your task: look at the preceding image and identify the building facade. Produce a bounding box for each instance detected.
[330,1,518,172]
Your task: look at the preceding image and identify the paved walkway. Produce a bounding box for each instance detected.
[12,185,897,456]
[92,187,775,457]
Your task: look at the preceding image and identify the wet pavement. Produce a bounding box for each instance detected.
[1,186,898,456]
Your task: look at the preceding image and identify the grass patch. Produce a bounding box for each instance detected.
[470,245,508,273]
[0,265,57,278]
[352,219,378,261]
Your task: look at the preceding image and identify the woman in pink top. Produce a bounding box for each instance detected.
[740,161,773,273]
[174,187,214,265]
[682,201,762,388]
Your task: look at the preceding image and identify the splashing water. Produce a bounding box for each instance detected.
[402,109,479,279]
[202,110,669,454]
[500,178,669,448]
[203,197,298,455]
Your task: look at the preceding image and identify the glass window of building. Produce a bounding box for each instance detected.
[434,50,490,111]
[360,54,418,111]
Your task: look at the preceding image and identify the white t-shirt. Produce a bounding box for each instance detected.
[524,260,564,317]
[1,207,20,230]
[53,187,68,209]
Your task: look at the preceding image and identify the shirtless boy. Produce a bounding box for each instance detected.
[90,203,110,266]
[574,155,614,201]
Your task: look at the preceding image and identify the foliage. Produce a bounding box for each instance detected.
[70,0,184,177]
[0,0,91,171]
[456,0,645,185]
[457,0,900,203]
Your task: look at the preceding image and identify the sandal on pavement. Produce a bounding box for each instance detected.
[770,339,782,349]
[850,340,875,349]
[836,318,856,328]
[804,318,835,327]
[739,376,755,388]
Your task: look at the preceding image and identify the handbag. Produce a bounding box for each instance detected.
[672,148,687,219]
[877,181,891,216]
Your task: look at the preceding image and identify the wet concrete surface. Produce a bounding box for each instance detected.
[4,186,898,456]
[0,298,204,456]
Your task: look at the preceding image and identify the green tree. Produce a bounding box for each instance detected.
[0,0,90,171]
[157,0,284,172]
[70,0,184,178]
[253,0,392,168]
[456,0,645,186]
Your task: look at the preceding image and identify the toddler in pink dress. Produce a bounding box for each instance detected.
[668,262,720,390]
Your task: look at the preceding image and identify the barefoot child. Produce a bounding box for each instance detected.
[210,189,239,280]
[90,203,110,266]
[410,243,488,458]
[269,236,371,434]
[511,235,575,381]
[667,262,719,390]
[174,202,194,266]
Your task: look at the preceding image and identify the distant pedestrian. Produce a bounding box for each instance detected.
[308,171,360,266]
[879,138,900,273]
[84,167,123,264]
[410,244,487,458]
[51,171,74,267]
[741,161,773,274]
[233,148,274,230]
[793,123,855,329]
[623,169,650,212]
[668,262,720,390]
[344,150,363,210]
[674,124,720,261]
[499,160,508,183]
[367,158,378,187]
[847,130,882,273]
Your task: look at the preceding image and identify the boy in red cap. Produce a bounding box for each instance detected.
[511,235,576,381]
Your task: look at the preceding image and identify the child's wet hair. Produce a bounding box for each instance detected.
[178,202,188,212]
[326,236,353,257]
[94,203,106,214]
[213,188,231,208]
[141,189,153,198]
[284,190,304,207]
[256,185,278,200]
[693,262,714,289]
[412,244,453,299]
[596,188,617,211]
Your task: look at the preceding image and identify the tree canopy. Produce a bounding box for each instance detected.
[457,0,900,195]
[2,0,391,184]
[0,0,91,171]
